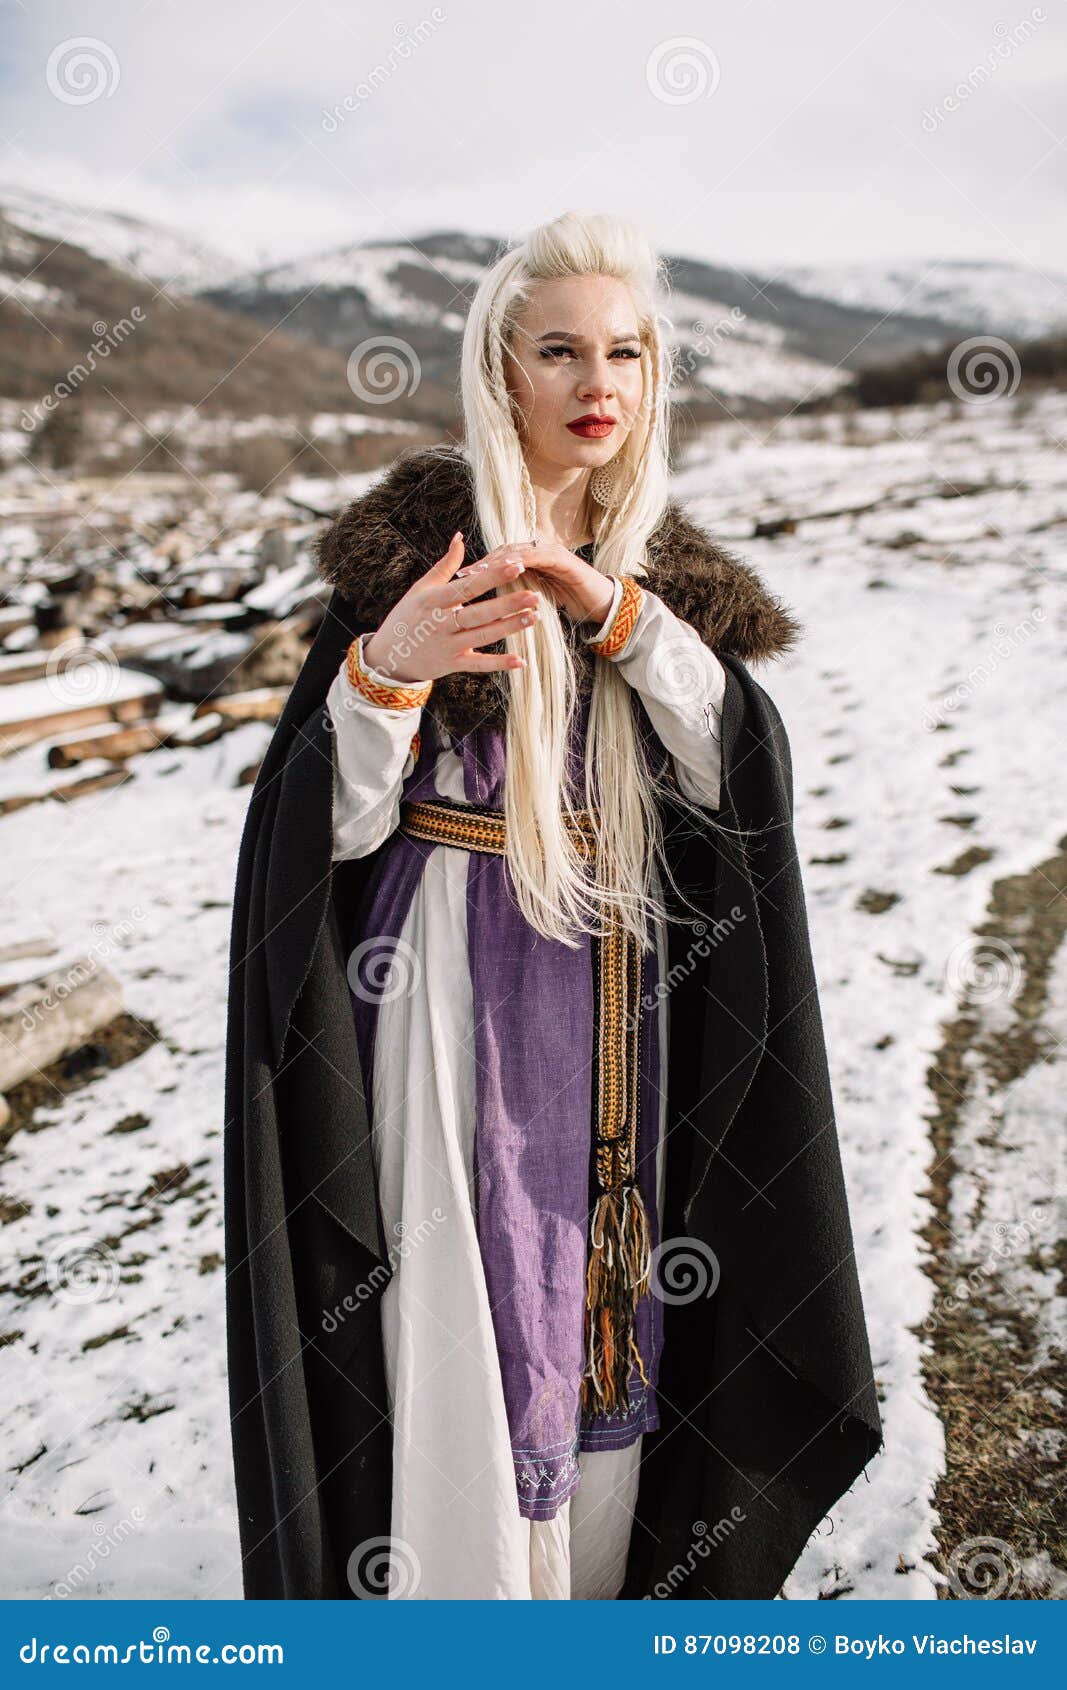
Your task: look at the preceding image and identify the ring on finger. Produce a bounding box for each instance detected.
[451,602,464,633]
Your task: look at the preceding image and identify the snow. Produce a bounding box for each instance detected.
[0,181,246,296]
[0,270,66,310]
[0,668,163,731]
[670,391,1066,1599]
[665,286,853,405]
[1,388,1064,1598]
[944,909,1066,1377]
[772,258,1067,341]
[241,558,318,618]
[0,718,272,1597]
[226,240,437,315]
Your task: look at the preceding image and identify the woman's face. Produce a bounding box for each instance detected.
[502,275,646,477]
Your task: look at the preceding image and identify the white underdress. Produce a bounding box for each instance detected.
[326,581,726,1599]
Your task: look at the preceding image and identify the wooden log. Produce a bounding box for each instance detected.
[47,718,181,769]
[0,763,130,813]
[191,687,288,724]
[0,938,58,967]
[0,607,33,639]
[51,767,131,803]
[0,650,76,687]
[0,960,125,1092]
[168,712,226,746]
[0,675,163,745]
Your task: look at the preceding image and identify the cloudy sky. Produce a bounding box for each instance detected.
[1,0,1063,275]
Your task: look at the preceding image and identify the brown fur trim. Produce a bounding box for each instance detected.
[314,444,801,738]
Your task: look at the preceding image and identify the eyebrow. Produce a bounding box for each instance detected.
[535,331,642,344]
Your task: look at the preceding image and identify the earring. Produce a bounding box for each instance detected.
[589,459,620,508]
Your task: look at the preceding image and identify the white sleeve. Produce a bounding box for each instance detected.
[583,586,724,809]
[327,633,427,862]
[584,575,625,644]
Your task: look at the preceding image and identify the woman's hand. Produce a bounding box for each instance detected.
[455,539,615,629]
[361,534,543,684]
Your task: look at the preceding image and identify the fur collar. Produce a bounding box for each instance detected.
[314,445,800,739]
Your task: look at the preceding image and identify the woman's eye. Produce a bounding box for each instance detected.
[539,346,641,361]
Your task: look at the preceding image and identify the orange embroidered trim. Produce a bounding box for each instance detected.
[408,730,421,765]
[588,576,644,658]
[345,633,432,709]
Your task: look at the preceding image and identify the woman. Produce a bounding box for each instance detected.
[224,212,883,1603]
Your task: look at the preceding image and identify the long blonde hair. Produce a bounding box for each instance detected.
[458,210,720,950]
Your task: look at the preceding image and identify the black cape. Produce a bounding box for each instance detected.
[223,456,883,1600]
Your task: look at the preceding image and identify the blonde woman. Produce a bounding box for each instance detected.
[224,212,882,1602]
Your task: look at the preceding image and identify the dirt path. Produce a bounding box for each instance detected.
[919,832,1067,1598]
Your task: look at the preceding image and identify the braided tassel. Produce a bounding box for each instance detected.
[580,1182,653,1414]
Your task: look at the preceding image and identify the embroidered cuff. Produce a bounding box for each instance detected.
[345,631,433,709]
[586,576,645,658]
[582,576,623,646]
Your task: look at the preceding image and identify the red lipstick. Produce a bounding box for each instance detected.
[566,415,617,438]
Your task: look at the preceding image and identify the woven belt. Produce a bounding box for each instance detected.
[397,794,652,1416]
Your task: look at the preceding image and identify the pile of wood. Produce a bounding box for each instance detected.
[0,479,347,805]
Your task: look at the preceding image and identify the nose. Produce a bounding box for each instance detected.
[577,360,616,402]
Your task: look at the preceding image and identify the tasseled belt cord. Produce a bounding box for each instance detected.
[397,794,653,1416]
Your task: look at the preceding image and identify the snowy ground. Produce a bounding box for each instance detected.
[1,389,1064,1599]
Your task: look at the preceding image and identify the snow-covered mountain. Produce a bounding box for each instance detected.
[222,231,499,331]
[0,181,245,296]
[0,207,428,441]
[6,182,1061,348]
[774,258,1067,342]
[201,233,976,415]
[3,181,1063,425]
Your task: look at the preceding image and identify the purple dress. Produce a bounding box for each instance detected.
[326,581,726,1597]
